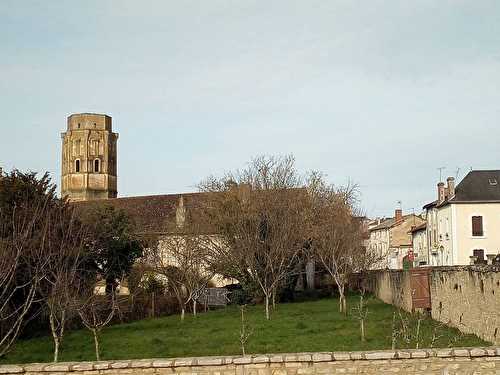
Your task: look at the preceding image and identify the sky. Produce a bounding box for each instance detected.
[1,1,499,218]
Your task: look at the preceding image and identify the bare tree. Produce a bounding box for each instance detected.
[238,305,252,356]
[308,172,374,314]
[145,229,214,321]
[0,197,54,357]
[199,155,309,320]
[78,294,117,361]
[43,205,87,362]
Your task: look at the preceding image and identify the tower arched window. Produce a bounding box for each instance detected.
[94,159,100,173]
[75,159,80,173]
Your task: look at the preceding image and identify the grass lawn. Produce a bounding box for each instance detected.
[1,295,488,364]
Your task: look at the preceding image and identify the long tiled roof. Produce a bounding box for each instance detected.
[73,192,210,235]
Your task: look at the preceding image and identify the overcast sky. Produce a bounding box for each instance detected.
[1,1,499,217]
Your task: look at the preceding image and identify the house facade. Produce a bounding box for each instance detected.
[368,209,425,269]
[410,222,427,265]
[424,171,500,266]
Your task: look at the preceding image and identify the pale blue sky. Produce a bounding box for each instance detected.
[1,1,499,217]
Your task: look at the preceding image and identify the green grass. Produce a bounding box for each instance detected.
[1,295,488,364]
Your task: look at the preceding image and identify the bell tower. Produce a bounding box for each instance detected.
[61,113,118,201]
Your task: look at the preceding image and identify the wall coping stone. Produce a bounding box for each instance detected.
[0,348,499,373]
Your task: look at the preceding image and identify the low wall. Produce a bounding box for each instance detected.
[1,349,500,375]
[360,266,500,345]
[430,266,500,345]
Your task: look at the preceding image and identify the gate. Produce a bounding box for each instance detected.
[410,268,431,309]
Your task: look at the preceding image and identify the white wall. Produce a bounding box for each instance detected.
[455,203,500,264]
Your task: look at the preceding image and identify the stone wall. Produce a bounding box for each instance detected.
[361,270,413,312]
[430,266,500,345]
[2,349,500,375]
[360,266,500,345]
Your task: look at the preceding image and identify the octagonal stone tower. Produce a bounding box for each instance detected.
[61,113,118,201]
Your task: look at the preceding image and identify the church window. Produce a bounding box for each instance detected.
[75,159,80,173]
[94,159,100,173]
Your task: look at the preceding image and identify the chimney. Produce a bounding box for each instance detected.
[447,177,455,198]
[395,208,403,223]
[437,182,445,203]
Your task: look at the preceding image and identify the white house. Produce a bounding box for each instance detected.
[423,170,500,266]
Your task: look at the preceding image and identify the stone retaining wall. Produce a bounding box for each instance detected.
[361,266,500,345]
[1,348,500,375]
[430,267,500,345]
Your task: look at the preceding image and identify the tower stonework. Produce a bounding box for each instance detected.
[61,113,118,201]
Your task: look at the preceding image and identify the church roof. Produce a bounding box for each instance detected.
[73,192,211,236]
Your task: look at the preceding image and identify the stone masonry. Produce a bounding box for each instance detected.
[61,113,118,201]
[362,266,500,345]
[2,348,500,375]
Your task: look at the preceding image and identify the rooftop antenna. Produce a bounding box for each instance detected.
[455,168,461,180]
[437,167,446,182]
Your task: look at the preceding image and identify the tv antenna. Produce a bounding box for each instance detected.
[455,168,461,180]
[437,167,446,182]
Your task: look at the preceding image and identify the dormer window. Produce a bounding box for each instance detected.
[488,178,497,186]
[94,159,100,173]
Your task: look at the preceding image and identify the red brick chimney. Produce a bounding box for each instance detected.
[395,208,403,223]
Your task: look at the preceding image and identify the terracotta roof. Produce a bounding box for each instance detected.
[369,214,420,232]
[73,192,211,235]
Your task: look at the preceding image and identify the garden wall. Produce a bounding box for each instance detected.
[430,266,500,345]
[2,349,500,375]
[360,266,500,345]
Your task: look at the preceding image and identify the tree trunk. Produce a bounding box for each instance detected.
[338,285,347,314]
[53,337,60,363]
[151,292,155,318]
[272,291,276,309]
[92,328,100,361]
[265,295,270,320]
[193,300,197,316]
[181,307,185,321]
[360,319,365,342]
[49,309,65,363]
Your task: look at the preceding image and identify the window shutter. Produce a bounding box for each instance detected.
[472,216,483,236]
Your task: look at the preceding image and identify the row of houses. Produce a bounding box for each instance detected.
[367,170,500,269]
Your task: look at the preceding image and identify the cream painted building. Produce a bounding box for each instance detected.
[410,223,427,265]
[423,171,500,266]
[367,209,425,269]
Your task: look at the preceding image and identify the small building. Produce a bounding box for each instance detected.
[368,209,425,269]
[410,222,427,266]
